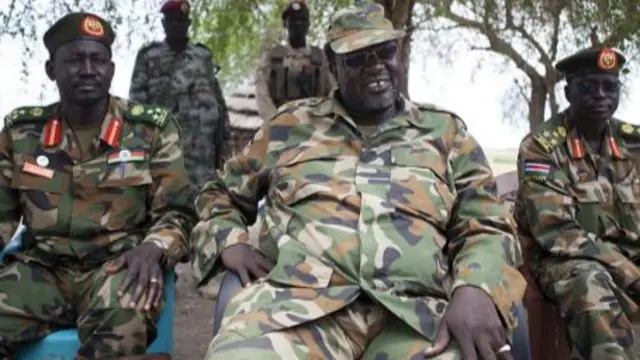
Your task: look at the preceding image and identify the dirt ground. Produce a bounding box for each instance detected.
[173,264,214,360]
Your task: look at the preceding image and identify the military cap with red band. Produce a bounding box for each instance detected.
[43,12,115,55]
[161,0,190,15]
[555,47,627,80]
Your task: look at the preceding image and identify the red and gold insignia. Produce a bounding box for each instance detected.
[597,48,617,70]
[608,136,622,158]
[102,117,122,147]
[42,118,62,147]
[571,138,584,159]
[22,162,54,179]
[80,16,105,37]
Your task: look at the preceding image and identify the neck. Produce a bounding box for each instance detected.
[166,37,188,51]
[568,108,608,141]
[289,37,306,49]
[61,97,109,127]
[346,102,400,126]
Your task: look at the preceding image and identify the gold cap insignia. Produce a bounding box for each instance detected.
[80,16,105,37]
[597,48,617,70]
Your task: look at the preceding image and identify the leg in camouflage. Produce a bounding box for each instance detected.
[74,261,162,359]
[204,297,386,359]
[0,258,75,358]
[362,315,462,360]
[536,258,637,360]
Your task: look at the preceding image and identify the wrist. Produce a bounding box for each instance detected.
[143,239,167,262]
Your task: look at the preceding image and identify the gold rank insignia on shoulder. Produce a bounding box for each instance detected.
[621,123,634,134]
[130,104,144,116]
[30,107,43,117]
[557,126,566,137]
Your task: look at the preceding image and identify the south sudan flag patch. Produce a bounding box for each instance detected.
[523,161,553,182]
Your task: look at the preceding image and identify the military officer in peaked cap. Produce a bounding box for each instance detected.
[0,12,195,359]
[515,47,640,359]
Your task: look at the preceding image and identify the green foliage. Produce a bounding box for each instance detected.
[190,0,352,89]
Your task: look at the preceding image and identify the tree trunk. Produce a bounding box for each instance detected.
[378,0,415,97]
[529,78,548,132]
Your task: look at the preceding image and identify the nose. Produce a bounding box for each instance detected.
[79,58,96,76]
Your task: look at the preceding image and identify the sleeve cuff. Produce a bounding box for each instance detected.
[450,264,527,330]
[142,234,187,268]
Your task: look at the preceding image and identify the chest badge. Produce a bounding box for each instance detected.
[22,162,53,179]
[36,155,49,167]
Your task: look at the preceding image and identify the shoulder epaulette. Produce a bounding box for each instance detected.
[271,97,325,121]
[137,41,162,56]
[194,42,212,54]
[125,103,171,128]
[531,120,567,153]
[414,101,466,128]
[4,105,53,128]
[616,119,640,138]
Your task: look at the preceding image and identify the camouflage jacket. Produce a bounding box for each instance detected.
[0,96,196,267]
[255,44,335,121]
[515,112,640,288]
[191,94,526,340]
[129,40,230,194]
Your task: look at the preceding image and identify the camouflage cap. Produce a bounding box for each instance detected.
[327,3,404,54]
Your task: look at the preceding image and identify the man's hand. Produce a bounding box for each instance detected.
[105,242,164,311]
[423,286,513,360]
[220,243,273,286]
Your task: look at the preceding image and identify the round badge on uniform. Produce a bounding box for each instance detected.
[36,155,49,167]
[119,149,132,161]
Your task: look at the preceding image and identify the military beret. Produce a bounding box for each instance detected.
[282,0,309,23]
[161,0,190,15]
[555,47,626,79]
[43,12,115,55]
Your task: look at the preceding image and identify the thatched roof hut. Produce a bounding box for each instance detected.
[225,80,263,157]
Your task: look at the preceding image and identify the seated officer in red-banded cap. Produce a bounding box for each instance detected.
[0,12,196,359]
[515,47,640,359]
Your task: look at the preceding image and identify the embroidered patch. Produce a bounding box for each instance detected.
[107,150,146,164]
[22,162,54,179]
[523,161,552,182]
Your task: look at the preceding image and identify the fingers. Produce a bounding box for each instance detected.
[130,262,150,308]
[423,322,451,357]
[236,268,251,286]
[255,255,274,273]
[146,266,164,311]
[118,261,139,298]
[248,261,268,280]
[476,338,497,360]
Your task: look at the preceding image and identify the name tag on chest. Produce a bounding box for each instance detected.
[22,162,54,179]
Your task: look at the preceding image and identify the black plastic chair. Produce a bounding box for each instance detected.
[212,271,531,359]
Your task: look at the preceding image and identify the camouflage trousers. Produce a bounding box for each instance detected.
[536,257,637,360]
[205,296,463,359]
[0,257,160,359]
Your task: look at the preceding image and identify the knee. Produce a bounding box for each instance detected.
[551,261,618,314]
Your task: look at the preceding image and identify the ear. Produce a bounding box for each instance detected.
[45,59,55,81]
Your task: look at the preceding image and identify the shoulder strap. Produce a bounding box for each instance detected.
[125,104,171,128]
[4,105,54,128]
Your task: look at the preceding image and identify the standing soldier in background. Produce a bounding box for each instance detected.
[129,0,229,195]
[255,0,335,121]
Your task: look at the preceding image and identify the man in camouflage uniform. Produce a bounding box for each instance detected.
[255,0,335,121]
[515,47,639,359]
[0,12,195,359]
[129,0,229,195]
[192,4,525,359]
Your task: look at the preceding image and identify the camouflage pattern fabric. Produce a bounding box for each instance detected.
[515,111,640,359]
[191,94,526,358]
[129,41,230,195]
[255,44,335,121]
[326,3,405,54]
[0,96,195,358]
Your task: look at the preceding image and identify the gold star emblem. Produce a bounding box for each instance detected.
[131,105,144,116]
[621,123,634,134]
[557,126,566,137]
[30,107,43,117]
